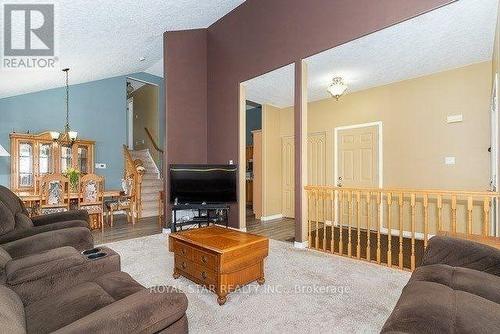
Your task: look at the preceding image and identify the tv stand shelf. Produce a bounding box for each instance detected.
[171,203,230,233]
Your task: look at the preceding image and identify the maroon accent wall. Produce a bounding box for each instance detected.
[165,0,455,229]
[164,29,208,208]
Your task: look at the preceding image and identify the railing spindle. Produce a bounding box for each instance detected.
[423,194,429,249]
[315,190,319,249]
[387,193,392,268]
[366,192,371,262]
[410,193,416,271]
[467,196,473,235]
[307,191,312,247]
[323,190,327,252]
[348,191,353,257]
[451,195,457,233]
[356,191,361,259]
[339,191,344,255]
[331,189,335,253]
[377,192,381,264]
[483,197,490,236]
[398,193,404,270]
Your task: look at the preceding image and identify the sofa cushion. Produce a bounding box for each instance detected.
[0,247,12,283]
[93,271,145,301]
[14,213,33,230]
[0,186,27,216]
[381,281,500,333]
[411,264,500,304]
[0,200,16,235]
[25,282,115,334]
[5,247,85,285]
[0,285,26,334]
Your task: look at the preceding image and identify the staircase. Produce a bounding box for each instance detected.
[128,149,163,218]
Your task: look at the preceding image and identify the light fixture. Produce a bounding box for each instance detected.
[49,131,60,140]
[52,68,78,144]
[327,77,348,100]
[0,144,10,157]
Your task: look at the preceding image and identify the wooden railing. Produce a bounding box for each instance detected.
[144,127,164,177]
[123,145,144,219]
[305,186,499,271]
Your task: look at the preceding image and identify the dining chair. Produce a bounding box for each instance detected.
[78,173,105,229]
[39,174,70,215]
[105,172,137,229]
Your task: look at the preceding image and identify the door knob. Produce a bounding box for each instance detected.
[337,177,343,187]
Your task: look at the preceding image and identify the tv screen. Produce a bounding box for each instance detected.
[170,164,237,204]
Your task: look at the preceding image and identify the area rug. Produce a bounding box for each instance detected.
[102,234,410,333]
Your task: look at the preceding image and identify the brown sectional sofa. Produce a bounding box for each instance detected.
[0,186,189,333]
[1,271,188,334]
[381,236,500,333]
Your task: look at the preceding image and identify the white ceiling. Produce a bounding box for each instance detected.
[0,0,245,98]
[244,0,499,108]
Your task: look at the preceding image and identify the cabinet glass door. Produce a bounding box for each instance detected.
[19,142,34,187]
[39,143,53,176]
[77,146,89,174]
[61,145,72,172]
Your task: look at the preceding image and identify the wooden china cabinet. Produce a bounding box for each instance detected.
[10,131,95,194]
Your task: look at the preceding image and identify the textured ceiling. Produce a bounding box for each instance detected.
[0,0,245,98]
[244,0,498,108]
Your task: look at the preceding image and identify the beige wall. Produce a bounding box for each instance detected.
[132,84,160,165]
[278,61,492,191]
[261,104,283,217]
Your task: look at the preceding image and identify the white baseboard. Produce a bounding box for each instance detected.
[260,214,283,222]
[294,241,308,249]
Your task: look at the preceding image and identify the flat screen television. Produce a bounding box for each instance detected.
[170,164,237,204]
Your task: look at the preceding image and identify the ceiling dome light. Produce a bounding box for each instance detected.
[327,77,348,100]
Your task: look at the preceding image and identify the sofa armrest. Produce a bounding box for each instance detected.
[0,227,94,258]
[32,210,90,227]
[54,287,188,334]
[422,236,500,276]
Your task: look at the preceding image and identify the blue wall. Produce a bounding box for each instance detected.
[0,72,164,189]
[246,106,262,146]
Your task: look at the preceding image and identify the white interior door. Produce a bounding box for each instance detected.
[281,136,295,218]
[336,124,380,188]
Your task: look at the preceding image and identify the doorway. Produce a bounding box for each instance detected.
[126,78,161,167]
[334,122,383,189]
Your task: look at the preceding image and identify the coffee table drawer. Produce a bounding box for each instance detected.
[173,240,195,260]
[193,249,217,270]
[175,255,217,286]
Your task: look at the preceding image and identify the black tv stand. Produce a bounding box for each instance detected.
[171,203,230,232]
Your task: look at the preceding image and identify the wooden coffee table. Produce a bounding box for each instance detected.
[169,226,269,305]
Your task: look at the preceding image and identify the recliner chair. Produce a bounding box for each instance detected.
[0,186,94,257]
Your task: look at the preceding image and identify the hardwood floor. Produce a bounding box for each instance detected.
[92,215,162,244]
[246,209,295,242]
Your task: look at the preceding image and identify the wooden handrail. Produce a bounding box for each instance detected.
[144,127,164,154]
[304,185,500,198]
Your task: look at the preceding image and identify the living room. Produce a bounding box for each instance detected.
[1,0,499,333]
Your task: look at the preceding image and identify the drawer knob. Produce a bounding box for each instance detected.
[201,256,208,263]
[201,271,207,279]
[181,262,186,269]
[181,248,186,255]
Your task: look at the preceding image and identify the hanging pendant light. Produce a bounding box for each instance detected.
[51,68,78,142]
[327,77,348,101]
